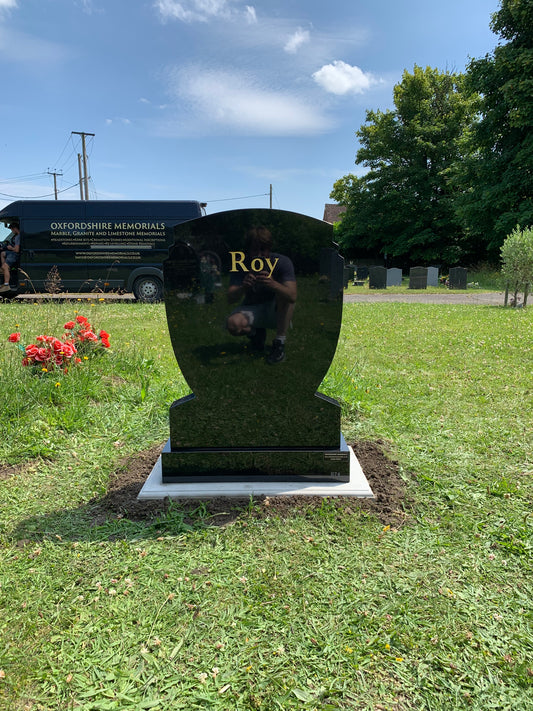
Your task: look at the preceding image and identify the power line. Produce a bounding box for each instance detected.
[206,192,270,203]
[53,134,74,172]
[0,172,49,184]
[0,181,81,199]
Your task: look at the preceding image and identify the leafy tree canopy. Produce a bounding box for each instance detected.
[331,66,478,264]
[457,0,533,256]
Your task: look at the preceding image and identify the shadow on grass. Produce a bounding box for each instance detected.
[10,493,256,543]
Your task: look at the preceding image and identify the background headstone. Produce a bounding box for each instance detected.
[161,208,349,483]
[356,266,369,281]
[343,264,355,288]
[427,266,439,287]
[369,266,387,289]
[449,266,467,289]
[409,266,428,289]
[386,268,402,287]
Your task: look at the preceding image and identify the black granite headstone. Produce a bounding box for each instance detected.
[343,265,355,288]
[449,267,467,289]
[356,266,369,281]
[409,266,428,289]
[161,209,349,483]
[369,266,387,289]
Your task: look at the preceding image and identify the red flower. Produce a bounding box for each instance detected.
[76,315,89,325]
[8,332,21,343]
[61,342,77,357]
[80,330,98,342]
[101,338,110,348]
[99,330,110,339]
[64,321,75,329]
[34,347,51,362]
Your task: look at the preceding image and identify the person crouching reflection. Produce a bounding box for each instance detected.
[226,226,296,364]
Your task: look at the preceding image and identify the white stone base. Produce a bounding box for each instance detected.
[137,445,373,499]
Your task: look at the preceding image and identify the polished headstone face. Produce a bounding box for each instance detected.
[163,209,344,459]
[409,266,428,289]
[369,266,387,289]
[449,267,467,289]
[427,266,439,287]
[386,268,402,287]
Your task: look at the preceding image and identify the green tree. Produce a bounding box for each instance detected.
[331,66,478,263]
[457,0,533,259]
[501,225,533,305]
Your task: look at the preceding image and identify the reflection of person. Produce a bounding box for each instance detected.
[227,226,296,364]
[0,224,20,293]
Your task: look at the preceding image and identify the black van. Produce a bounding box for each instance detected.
[0,199,204,301]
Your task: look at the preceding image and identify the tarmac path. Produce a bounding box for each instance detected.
[13,291,507,305]
[344,291,506,305]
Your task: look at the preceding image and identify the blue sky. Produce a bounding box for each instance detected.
[1,0,498,220]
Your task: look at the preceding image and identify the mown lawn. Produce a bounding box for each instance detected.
[0,300,531,711]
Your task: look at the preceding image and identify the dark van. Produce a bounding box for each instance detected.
[0,199,204,301]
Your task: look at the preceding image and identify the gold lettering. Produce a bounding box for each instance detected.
[229,251,247,272]
[251,257,263,272]
[264,257,278,278]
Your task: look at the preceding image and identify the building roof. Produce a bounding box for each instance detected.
[323,203,346,224]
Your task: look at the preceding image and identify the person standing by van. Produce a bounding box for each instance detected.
[0,223,20,292]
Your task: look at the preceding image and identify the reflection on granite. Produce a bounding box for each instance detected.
[162,209,348,482]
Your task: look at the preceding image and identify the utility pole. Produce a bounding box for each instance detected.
[77,154,84,200]
[47,170,63,200]
[72,131,95,200]
[269,184,272,209]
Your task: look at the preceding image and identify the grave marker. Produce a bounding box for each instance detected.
[141,209,370,494]
[369,266,387,289]
[449,267,467,289]
[427,266,439,287]
[386,268,402,287]
[409,266,428,289]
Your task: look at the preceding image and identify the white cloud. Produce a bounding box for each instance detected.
[284,27,310,54]
[155,0,256,24]
[155,0,233,22]
[312,60,377,95]
[166,66,332,136]
[244,5,256,24]
[0,0,17,9]
[105,117,132,125]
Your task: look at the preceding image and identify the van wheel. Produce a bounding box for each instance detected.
[133,276,163,302]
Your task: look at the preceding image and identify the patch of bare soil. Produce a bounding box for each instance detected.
[88,439,409,528]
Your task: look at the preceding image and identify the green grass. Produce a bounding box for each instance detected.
[0,300,532,710]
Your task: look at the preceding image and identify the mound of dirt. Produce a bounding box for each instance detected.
[88,440,409,528]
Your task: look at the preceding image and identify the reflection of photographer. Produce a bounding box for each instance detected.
[227,226,296,364]
[0,223,20,293]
